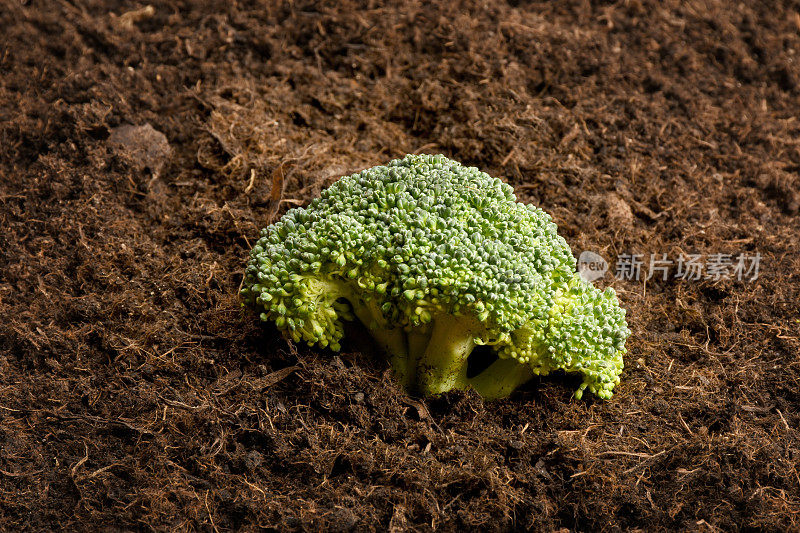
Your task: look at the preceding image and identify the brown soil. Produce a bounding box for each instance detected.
[2,1,799,531]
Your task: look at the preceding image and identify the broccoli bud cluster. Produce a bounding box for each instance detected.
[241,154,630,399]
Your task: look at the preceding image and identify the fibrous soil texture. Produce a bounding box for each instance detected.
[1,1,799,530]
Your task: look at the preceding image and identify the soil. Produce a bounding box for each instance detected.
[1,1,799,530]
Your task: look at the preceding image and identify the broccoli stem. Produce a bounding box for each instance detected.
[347,298,411,385]
[344,294,532,399]
[317,278,411,384]
[415,315,477,396]
[465,357,534,400]
[405,325,432,389]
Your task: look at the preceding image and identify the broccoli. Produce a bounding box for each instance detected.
[241,154,630,399]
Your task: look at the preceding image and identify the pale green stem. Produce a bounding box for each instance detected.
[416,315,477,396]
[466,357,534,400]
[348,298,409,380]
[332,282,532,398]
[404,324,432,390]
[316,277,415,385]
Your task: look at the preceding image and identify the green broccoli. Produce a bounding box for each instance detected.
[241,154,630,399]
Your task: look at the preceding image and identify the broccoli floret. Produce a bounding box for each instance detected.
[241,154,630,399]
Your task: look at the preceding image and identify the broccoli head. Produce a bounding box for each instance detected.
[241,154,630,399]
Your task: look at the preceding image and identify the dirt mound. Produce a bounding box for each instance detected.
[1,1,798,530]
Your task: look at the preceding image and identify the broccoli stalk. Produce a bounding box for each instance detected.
[415,314,474,395]
[413,314,534,398]
[241,154,630,400]
[337,300,568,399]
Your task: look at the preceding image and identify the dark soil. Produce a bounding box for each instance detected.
[2,1,799,530]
